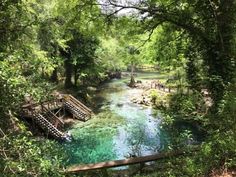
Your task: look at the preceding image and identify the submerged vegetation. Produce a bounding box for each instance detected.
[64,111,125,165]
[0,0,236,176]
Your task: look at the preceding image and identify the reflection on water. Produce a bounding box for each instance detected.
[64,73,169,165]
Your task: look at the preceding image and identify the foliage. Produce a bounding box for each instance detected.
[202,81,236,171]
[150,89,169,109]
[0,0,70,176]
[0,0,236,176]
[168,92,206,120]
[96,37,126,71]
[0,132,65,177]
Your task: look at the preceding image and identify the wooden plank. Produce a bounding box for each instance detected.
[65,148,199,173]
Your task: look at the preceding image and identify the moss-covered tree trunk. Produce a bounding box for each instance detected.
[129,62,136,87]
[60,48,73,88]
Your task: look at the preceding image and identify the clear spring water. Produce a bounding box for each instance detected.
[63,73,170,165]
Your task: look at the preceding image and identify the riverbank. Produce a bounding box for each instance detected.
[124,73,172,108]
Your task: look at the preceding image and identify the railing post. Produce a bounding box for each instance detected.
[40,102,43,112]
[139,162,145,174]
[101,169,109,177]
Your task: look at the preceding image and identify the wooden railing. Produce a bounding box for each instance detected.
[63,95,92,115]
[21,94,92,121]
[33,113,64,139]
[22,98,63,117]
[21,94,92,140]
[41,104,64,129]
[39,99,63,113]
[64,147,200,173]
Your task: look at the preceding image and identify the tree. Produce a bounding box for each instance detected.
[101,1,236,173]
[104,0,236,108]
[96,37,126,72]
[126,45,140,87]
[52,0,103,88]
[69,31,99,86]
[0,1,67,176]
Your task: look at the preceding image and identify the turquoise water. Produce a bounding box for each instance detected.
[63,73,169,165]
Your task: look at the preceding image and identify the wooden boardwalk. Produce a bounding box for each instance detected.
[65,148,199,173]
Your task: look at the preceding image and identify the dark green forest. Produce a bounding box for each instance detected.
[0,0,236,176]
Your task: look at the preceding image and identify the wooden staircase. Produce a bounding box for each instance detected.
[41,104,64,130]
[63,95,92,121]
[22,94,92,140]
[33,113,66,139]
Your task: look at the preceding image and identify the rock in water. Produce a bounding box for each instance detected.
[116,103,123,107]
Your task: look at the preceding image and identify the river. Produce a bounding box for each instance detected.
[63,72,172,166]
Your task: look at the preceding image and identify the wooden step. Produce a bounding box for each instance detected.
[63,95,92,115]
[64,102,87,120]
[34,113,65,139]
[65,99,88,116]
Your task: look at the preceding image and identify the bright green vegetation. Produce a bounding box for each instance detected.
[1,0,236,176]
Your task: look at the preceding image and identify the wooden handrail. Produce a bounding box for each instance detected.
[65,98,87,116]
[22,98,63,110]
[21,94,92,121]
[65,147,200,173]
[34,113,64,137]
[68,95,92,114]
[64,95,92,115]
[69,95,91,112]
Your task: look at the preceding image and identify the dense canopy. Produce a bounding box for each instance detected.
[0,0,235,176]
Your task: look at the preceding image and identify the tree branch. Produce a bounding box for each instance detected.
[134,22,164,52]
[107,0,148,12]
[0,128,7,138]
[161,15,209,43]
[106,7,126,18]
[134,28,154,53]
[101,1,210,44]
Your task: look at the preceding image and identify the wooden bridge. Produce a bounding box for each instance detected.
[21,94,92,140]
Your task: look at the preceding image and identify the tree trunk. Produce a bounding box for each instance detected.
[205,1,236,106]
[50,68,58,83]
[129,63,136,87]
[74,67,78,87]
[64,58,73,88]
[59,47,73,88]
[41,67,45,78]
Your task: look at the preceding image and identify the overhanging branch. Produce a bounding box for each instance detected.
[101,1,210,44]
